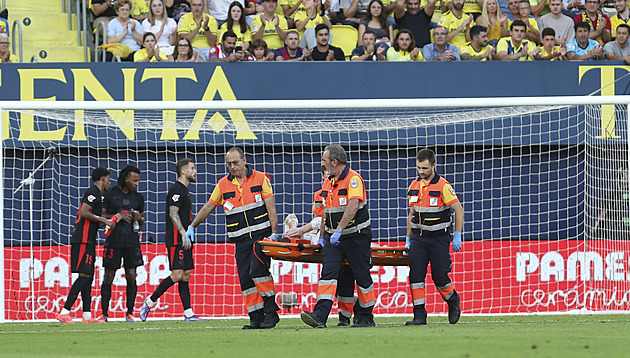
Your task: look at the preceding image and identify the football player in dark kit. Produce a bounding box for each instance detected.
[98,165,146,322]
[56,167,116,324]
[139,158,207,321]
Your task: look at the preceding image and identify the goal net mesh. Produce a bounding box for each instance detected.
[2,102,629,321]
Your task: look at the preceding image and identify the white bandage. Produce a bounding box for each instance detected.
[310,216,322,231]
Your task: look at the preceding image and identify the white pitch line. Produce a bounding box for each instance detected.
[0,324,246,334]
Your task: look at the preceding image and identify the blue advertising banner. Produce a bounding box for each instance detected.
[1,62,627,244]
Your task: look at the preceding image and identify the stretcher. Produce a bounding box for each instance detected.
[259,239,409,266]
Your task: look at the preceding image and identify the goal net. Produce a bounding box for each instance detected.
[1,98,629,321]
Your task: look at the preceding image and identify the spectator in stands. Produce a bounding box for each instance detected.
[134,32,171,61]
[322,0,342,24]
[310,23,346,59]
[340,0,372,28]
[165,0,192,21]
[358,0,393,51]
[172,37,202,61]
[610,0,630,37]
[274,30,312,60]
[279,0,305,27]
[507,0,519,19]
[574,0,611,46]
[211,0,258,25]
[429,0,448,28]
[246,0,264,24]
[529,0,549,17]
[92,0,118,33]
[539,0,575,44]
[294,0,333,49]
[602,0,616,18]
[0,11,8,35]
[131,0,150,21]
[460,25,495,60]
[386,28,425,60]
[209,30,247,60]
[380,0,397,26]
[532,27,568,59]
[476,0,508,46]
[107,0,145,61]
[563,0,584,19]
[394,0,435,48]
[604,23,630,62]
[0,33,17,62]
[142,0,178,56]
[423,26,461,60]
[351,29,387,60]
[438,0,473,48]
[515,0,540,43]
[566,21,605,59]
[251,0,289,50]
[247,38,277,59]
[219,1,253,52]
[178,0,219,61]
[496,19,535,60]
[463,0,483,22]
[497,0,509,16]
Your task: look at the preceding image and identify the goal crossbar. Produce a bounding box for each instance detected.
[1,96,630,111]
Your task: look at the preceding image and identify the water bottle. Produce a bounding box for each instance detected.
[133,218,140,233]
[103,214,119,237]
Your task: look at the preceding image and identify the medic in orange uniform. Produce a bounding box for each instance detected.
[405,148,464,325]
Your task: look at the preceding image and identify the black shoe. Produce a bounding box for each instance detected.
[351,318,376,327]
[448,298,461,324]
[300,311,326,328]
[337,314,351,327]
[405,318,427,326]
[260,312,280,329]
[242,321,262,329]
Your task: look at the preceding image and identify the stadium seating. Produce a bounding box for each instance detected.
[5,0,85,62]
[331,25,358,60]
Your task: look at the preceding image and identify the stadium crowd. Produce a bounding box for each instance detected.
[1,0,629,62]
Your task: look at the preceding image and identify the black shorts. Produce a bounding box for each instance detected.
[71,243,96,274]
[167,245,194,271]
[102,245,144,269]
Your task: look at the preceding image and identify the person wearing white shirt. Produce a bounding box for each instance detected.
[142,0,178,55]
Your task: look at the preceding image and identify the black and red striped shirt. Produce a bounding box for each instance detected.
[71,185,104,245]
[165,181,192,247]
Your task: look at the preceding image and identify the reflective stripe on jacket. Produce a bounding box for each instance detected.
[408,174,452,235]
[218,168,272,242]
[322,166,371,238]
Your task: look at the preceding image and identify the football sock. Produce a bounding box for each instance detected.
[80,276,93,314]
[83,312,92,320]
[126,281,138,315]
[150,276,175,302]
[145,297,155,307]
[101,283,112,316]
[184,308,194,318]
[63,276,91,312]
[179,281,191,311]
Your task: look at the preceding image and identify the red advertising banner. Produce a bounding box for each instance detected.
[4,240,629,320]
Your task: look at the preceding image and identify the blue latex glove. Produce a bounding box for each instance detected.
[404,236,411,249]
[330,230,342,246]
[268,233,279,241]
[184,226,195,246]
[452,232,462,252]
[318,237,325,248]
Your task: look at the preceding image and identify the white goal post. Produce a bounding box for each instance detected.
[1,96,630,322]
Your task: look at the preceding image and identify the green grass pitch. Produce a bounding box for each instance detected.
[0,314,628,357]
